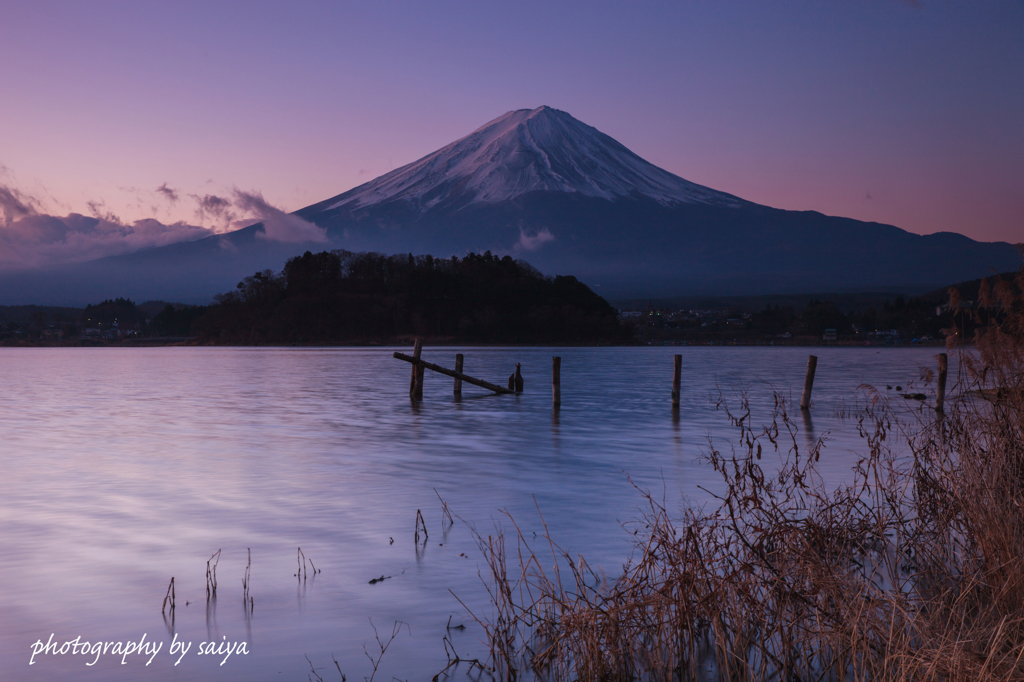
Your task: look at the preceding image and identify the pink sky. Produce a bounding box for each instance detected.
[1,1,1021,254]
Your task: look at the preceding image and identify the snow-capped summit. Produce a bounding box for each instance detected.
[318,106,744,212]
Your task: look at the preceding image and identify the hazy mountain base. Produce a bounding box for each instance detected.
[302,194,1023,300]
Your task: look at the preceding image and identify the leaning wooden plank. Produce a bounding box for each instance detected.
[393,352,514,395]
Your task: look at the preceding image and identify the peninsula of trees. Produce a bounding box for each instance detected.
[189,250,626,344]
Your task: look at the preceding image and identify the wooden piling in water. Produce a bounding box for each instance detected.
[552,356,561,406]
[936,352,948,413]
[800,354,817,410]
[672,354,682,407]
[394,352,514,395]
[454,354,464,395]
[410,339,423,400]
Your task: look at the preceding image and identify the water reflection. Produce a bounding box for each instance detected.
[0,346,949,681]
[801,408,816,453]
[205,595,218,642]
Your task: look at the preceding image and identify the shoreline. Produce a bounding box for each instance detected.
[0,337,951,349]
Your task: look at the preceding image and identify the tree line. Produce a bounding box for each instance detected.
[181,250,626,344]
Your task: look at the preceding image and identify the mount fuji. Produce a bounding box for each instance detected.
[2,106,1019,305]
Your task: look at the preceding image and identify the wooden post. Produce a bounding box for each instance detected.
[552,356,561,406]
[800,355,817,410]
[672,354,682,407]
[454,354,464,395]
[393,352,514,394]
[936,352,948,413]
[410,339,423,400]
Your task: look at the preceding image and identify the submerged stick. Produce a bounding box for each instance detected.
[161,577,175,615]
[415,509,429,542]
[242,548,252,614]
[435,488,454,526]
[936,352,948,413]
[206,549,221,598]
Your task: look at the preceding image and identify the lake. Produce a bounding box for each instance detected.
[0,346,951,680]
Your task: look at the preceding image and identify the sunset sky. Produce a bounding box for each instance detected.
[1,0,1021,250]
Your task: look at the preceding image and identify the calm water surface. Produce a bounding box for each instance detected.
[0,346,951,681]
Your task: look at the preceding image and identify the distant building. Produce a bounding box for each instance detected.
[823,329,837,341]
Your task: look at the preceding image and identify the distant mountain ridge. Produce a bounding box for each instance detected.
[0,106,1018,305]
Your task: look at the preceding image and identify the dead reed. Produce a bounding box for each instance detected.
[206,549,221,599]
[416,509,429,543]
[460,268,1024,681]
[161,576,175,615]
[242,548,253,615]
[436,488,455,527]
[297,547,321,580]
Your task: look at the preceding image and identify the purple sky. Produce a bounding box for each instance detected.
[1,0,1021,258]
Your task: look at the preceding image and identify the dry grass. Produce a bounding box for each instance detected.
[460,267,1024,681]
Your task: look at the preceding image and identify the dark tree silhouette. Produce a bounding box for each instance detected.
[192,250,627,345]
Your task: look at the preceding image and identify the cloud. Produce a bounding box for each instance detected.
[0,176,328,269]
[0,185,40,224]
[192,193,236,225]
[156,183,180,203]
[0,183,213,270]
[515,226,556,252]
[232,190,327,243]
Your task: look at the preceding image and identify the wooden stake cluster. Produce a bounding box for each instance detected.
[395,348,513,395]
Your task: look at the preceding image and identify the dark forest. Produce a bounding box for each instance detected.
[189,250,626,344]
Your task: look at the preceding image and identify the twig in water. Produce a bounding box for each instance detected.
[363,619,408,682]
[242,548,253,616]
[296,547,320,579]
[433,630,488,681]
[161,577,175,615]
[205,549,221,598]
[434,488,454,526]
[415,509,428,543]
[305,653,324,682]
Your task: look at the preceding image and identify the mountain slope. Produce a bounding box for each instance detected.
[0,106,1018,305]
